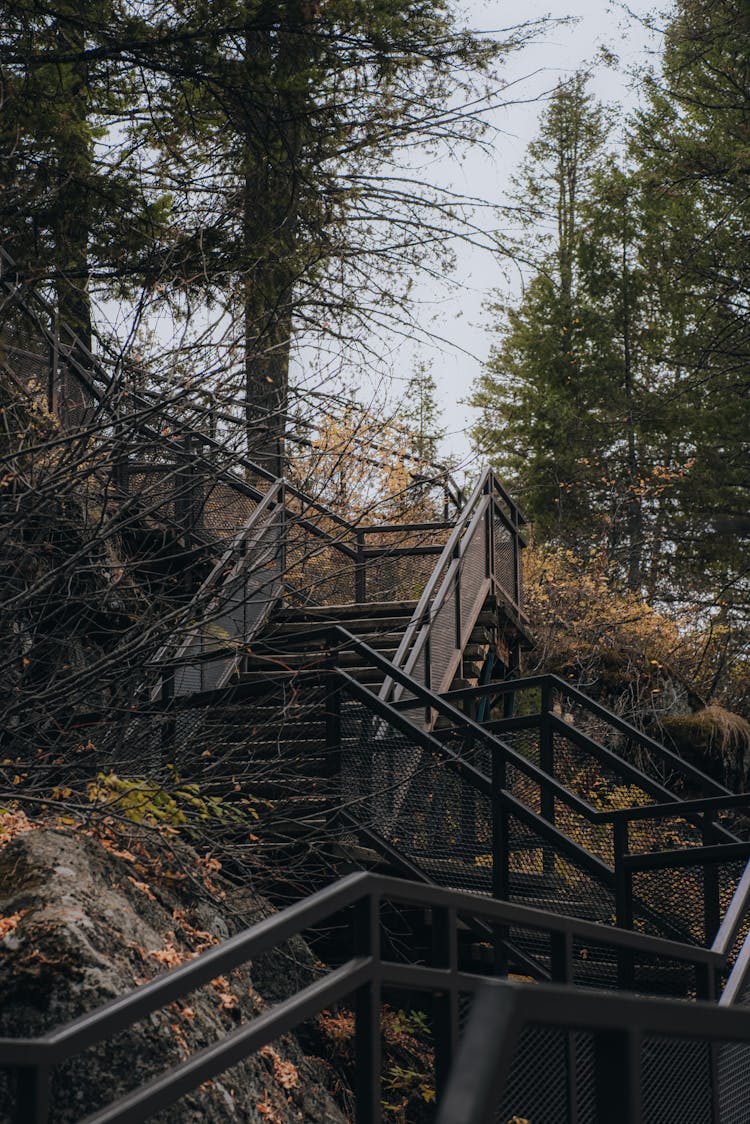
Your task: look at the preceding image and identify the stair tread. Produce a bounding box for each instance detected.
[277,601,419,621]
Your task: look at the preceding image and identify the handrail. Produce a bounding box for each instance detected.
[318,626,750,949]
[715,859,750,966]
[0,872,726,1124]
[0,247,461,546]
[331,631,736,837]
[438,976,750,1124]
[438,672,732,803]
[380,471,490,700]
[148,478,286,699]
[337,667,615,887]
[379,467,526,710]
[2,293,460,610]
[598,791,750,822]
[622,841,750,873]
[547,673,730,797]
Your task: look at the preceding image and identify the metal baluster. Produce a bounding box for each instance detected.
[354,893,382,1124]
[355,529,367,604]
[551,932,579,1124]
[492,742,510,974]
[614,819,635,990]
[594,1030,643,1124]
[540,680,555,874]
[14,1065,50,1124]
[432,905,459,1101]
[324,655,342,834]
[703,812,720,943]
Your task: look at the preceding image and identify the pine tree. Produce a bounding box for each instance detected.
[630,0,750,608]
[134,0,535,470]
[0,1,170,347]
[471,74,612,544]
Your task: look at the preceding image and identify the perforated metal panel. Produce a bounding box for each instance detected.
[493,516,516,603]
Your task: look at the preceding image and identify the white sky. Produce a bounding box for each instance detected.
[390,0,662,472]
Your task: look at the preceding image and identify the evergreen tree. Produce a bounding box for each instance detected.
[630,0,750,609]
[470,74,612,544]
[0,1,169,347]
[135,0,533,470]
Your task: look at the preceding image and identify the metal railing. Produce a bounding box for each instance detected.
[0,248,466,610]
[38,627,750,983]
[148,479,286,698]
[0,873,728,1124]
[437,973,750,1124]
[314,631,750,964]
[379,467,526,717]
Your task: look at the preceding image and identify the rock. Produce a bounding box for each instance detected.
[0,824,349,1123]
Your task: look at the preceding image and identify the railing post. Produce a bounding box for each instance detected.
[550,931,579,1124]
[160,664,176,761]
[432,905,459,1101]
[539,680,555,874]
[355,530,367,604]
[424,630,432,725]
[492,742,510,973]
[511,499,522,611]
[325,655,342,835]
[278,480,287,581]
[614,820,635,990]
[703,812,720,944]
[486,485,495,589]
[594,1030,643,1124]
[15,1064,50,1124]
[47,333,58,413]
[353,893,382,1124]
[453,537,462,652]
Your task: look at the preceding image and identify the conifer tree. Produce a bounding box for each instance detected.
[470,74,612,543]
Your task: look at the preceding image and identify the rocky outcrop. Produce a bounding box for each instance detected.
[0,821,348,1122]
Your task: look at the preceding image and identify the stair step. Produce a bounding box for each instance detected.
[263,615,416,636]
[237,671,327,685]
[277,601,419,621]
[245,649,397,668]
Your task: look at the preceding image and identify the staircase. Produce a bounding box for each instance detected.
[6,255,750,1121]
[241,601,421,689]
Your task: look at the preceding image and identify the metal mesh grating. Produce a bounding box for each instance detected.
[642,1036,713,1124]
[460,519,487,625]
[493,517,516,604]
[718,922,750,1122]
[429,582,459,695]
[497,1025,571,1123]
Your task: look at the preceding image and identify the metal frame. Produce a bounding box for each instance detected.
[379,468,527,716]
[317,631,750,951]
[437,975,750,1124]
[0,873,729,1124]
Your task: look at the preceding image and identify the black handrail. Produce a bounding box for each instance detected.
[379,468,527,711]
[0,873,726,1124]
[1,247,461,541]
[47,622,750,954]
[148,478,286,699]
[332,632,735,832]
[599,790,750,822]
[440,673,731,799]
[437,975,750,1124]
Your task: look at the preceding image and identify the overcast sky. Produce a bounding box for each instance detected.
[397,0,662,471]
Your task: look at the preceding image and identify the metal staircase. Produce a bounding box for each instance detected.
[5,252,750,1121]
